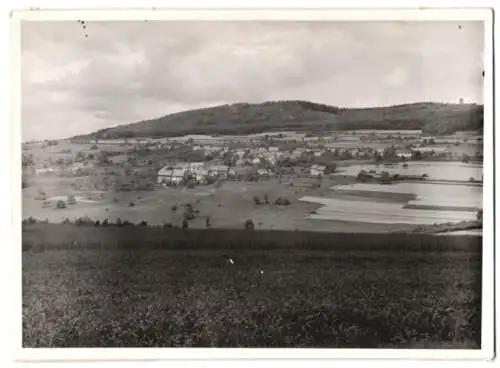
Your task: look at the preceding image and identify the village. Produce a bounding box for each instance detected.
[21,129,484,233]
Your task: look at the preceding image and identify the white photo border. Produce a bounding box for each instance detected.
[9,7,495,362]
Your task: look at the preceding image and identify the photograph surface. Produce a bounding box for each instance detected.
[15,9,492,358]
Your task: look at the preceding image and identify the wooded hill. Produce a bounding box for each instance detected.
[74,100,483,139]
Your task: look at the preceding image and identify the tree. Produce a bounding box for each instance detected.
[253,195,261,205]
[67,195,76,205]
[461,154,471,163]
[98,151,110,165]
[244,219,255,230]
[56,200,66,209]
[75,151,86,162]
[275,197,291,206]
[182,219,189,228]
[205,216,211,228]
[264,192,269,204]
[412,150,422,160]
[477,209,483,221]
[22,153,34,167]
[325,163,337,174]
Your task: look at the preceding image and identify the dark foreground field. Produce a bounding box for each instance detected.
[22,224,482,348]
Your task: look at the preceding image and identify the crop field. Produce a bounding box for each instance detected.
[23,141,132,164]
[301,180,482,225]
[300,196,476,225]
[333,183,482,207]
[22,224,481,348]
[333,161,483,182]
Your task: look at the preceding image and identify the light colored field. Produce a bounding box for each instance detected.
[412,146,448,153]
[324,142,389,149]
[332,161,483,182]
[333,182,482,207]
[299,196,476,225]
[300,176,482,226]
[437,229,483,236]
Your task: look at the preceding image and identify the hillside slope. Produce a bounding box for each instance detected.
[74,100,483,139]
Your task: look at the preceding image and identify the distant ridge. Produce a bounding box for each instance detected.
[73,100,483,140]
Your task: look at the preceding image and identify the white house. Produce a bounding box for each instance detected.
[157,168,174,184]
[257,168,272,177]
[310,164,326,177]
[395,150,413,159]
[208,164,229,178]
[194,168,209,184]
[171,169,185,185]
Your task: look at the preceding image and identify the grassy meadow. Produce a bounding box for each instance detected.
[22,224,482,348]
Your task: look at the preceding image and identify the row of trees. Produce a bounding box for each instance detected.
[23,216,258,230]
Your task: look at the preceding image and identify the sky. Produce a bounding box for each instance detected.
[21,21,485,141]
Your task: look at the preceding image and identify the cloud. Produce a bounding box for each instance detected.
[384,67,409,88]
[21,20,484,140]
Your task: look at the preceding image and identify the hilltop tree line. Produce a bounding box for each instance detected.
[72,100,484,140]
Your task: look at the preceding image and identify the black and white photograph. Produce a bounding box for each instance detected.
[13,8,494,361]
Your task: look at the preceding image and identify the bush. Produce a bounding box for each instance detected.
[116,218,123,226]
[275,197,291,206]
[56,200,67,209]
[95,220,100,227]
[171,205,178,212]
[184,211,196,221]
[102,219,109,227]
[253,196,261,205]
[264,193,269,204]
[129,201,135,207]
[75,216,94,226]
[182,219,189,228]
[244,219,255,230]
[67,195,77,205]
[140,220,148,227]
[206,216,211,228]
[469,177,475,182]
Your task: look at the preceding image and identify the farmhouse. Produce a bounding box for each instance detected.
[257,168,272,177]
[171,169,185,185]
[157,167,174,184]
[208,164,230,178]
[395,150,413,159]
[252,157,262,165]
[157,165,188,185]
[310,164,326,177]
[194,168,209,184]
